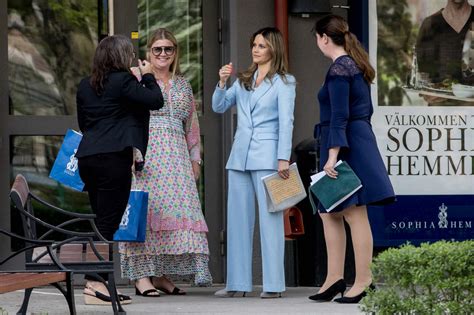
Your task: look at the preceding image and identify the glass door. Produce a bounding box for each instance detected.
[136,0,224,282]
[1,0,224,281]
[1,0,108,260]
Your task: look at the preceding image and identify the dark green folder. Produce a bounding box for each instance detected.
[308,161,362,213]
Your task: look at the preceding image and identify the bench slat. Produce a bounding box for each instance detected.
[85,243,110,261]
[59,243,84,262]
[0,272,66,294]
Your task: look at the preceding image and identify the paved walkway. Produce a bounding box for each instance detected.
[0,285,364,314]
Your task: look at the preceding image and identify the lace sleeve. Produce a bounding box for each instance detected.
[182,79,201,162]
[328,56,361,79]
[185,99,201,162]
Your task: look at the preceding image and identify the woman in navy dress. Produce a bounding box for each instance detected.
[309,15,395,304]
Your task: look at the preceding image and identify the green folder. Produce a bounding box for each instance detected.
[308,161,362,213]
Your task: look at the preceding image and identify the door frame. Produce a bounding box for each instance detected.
[111,0,225,282]
[0,0,82,266]
[0,0,226,281]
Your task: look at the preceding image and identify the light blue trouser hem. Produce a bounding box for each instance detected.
[226,284,253,292]
[225,284,287,293]
[262,284,286,292]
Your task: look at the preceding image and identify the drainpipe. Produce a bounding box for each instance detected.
[275,0,289,60]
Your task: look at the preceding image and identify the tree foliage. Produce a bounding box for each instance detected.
[377,0,417,106]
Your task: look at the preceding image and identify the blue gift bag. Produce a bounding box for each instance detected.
[49,129,84,191]
[113,190,148,242]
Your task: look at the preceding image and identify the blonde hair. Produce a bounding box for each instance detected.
[147,28,181,77]
[238,27,289,91]
[312,14,375,83]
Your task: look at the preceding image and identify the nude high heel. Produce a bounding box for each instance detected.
[214,288,247,298]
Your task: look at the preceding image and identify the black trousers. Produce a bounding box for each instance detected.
[78,147,133,281]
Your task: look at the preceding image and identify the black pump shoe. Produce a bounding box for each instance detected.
[308,279,346,302]
[333,284,375,304]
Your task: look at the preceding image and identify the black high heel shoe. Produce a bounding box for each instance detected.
[308,279,346,302]
[333,284,375,304]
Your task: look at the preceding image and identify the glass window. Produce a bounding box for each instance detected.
[10,136,91,246]
[138,0,205,212]
[138,0,203,114]
[8,0,102,115]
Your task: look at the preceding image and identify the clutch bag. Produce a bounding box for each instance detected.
[262,163,307,212]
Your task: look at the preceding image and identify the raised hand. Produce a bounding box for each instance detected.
[138,59,153,75]
[218,62,233,88]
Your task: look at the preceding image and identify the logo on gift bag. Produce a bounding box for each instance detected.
[65,149,79,175]
[119,204,131,228]
[113,191,148,242]
[49,129,84,191]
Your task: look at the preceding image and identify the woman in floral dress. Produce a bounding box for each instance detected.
[119,28,212,297]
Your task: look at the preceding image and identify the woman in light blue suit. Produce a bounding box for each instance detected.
[212,27,296,299]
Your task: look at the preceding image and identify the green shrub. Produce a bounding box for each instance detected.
[360,240,474,314]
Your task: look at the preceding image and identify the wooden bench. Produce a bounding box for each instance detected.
[0,272,67,294]
[0,229,75,315]
[9,174,125,314]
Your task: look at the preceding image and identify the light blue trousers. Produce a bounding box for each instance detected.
[225,169,285,293]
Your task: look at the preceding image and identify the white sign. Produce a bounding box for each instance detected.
[369,0,474,196]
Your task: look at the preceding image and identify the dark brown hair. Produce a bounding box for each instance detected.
[238,27,289,91]
[312,14,375,83]
[147,28,180,77]
[90,35,134,94]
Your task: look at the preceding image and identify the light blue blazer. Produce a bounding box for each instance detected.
[212,73,296,171]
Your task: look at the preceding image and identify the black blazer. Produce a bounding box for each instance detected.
[76,71,163,158]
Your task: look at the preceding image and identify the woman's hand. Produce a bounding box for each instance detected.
[323,148,339,179]
[218,62,233,88]
[191,161,201,181]
[138,59,153,75]
[278,160,290,179]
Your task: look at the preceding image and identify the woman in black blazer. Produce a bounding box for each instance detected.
[76,35,163,305]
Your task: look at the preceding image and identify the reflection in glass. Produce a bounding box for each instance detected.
[138,0,203,114]
[11,136,91,245]
[8,0,100,115]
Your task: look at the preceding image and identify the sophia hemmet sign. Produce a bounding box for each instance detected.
[368,0,473,244]
[373,108,472,195]
[390,203,472,230]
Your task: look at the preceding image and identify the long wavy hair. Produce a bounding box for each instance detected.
[312,14,375,83]
[147,28,181,78]
[238,27,289,91]
[90,35,134,94]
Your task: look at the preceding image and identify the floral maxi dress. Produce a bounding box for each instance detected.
[119,74,212,285]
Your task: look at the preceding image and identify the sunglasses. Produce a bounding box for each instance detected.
[151,46,176,56]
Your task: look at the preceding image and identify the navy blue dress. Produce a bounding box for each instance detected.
[317,55,395,213]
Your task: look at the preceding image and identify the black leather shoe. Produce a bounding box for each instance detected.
[333,284,375,304]
[308,279,346,302]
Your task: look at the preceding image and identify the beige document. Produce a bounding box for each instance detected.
[261,163,307,212]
